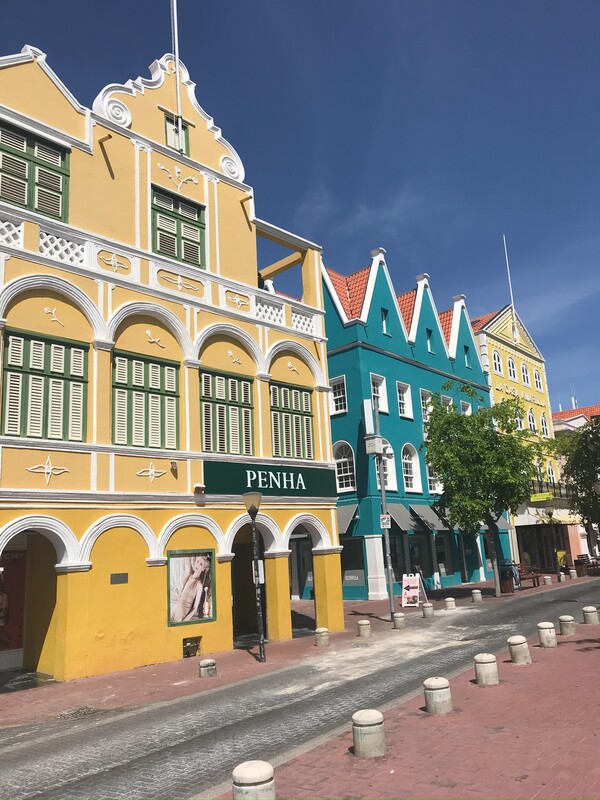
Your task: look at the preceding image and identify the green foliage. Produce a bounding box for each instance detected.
[423,386,541,535]
[559,419,600,526]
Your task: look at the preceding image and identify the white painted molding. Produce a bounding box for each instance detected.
[224,512,284,554]
[194,322,266,372]
[265,340,325,386]
[282,513,332,550]
[264,550,292,559]
[312,546,343,555]
[107,301,193,359]
[55,562,91,573]
[216,552,234,562]
[253,218,322,253]
[93,339,115,352]
[158,513,225,556]
[0,515,79,564]
[146,557,167,567]
[80,514,159,562]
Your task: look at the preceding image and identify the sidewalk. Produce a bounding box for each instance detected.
[0,574,591,731]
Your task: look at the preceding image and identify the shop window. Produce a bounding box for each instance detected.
[152,188,205,267]
[330,376,347,414]
[435,533,453,577]
[3,331,87,441]
[270,383,313,459]
[201,371,253,455]
[340,537,366,588]
[333,441,356,492]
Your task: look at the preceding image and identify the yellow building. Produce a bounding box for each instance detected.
[0,46,343,681]
[471,305,581,569]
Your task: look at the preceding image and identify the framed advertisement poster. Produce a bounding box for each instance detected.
[168,550,215,626]
[401,573,421,607]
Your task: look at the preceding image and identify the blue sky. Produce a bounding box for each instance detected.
[2,1,598,410]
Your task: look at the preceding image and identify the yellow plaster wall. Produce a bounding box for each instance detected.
[3,448,92,491]
[216,182,257,283]
[5,291,93,340]
[264,556,292,641]
[113,316,181,361]
[269,353,314,386]
[312,552,344,632]
[114,455,183,493]
[199,336,257,375]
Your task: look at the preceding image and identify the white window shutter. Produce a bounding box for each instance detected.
[229,406,240,454]
[35,143,62,166]
[201,373,212,398]
[26,375,44,437]
[132,360,144,387]
[35,167,62,217]
[292,389,300,411]
[50,344,65,374]
[114,388,128,445]
[70,348,85,378]
[282,413,292,458]
[69,382,84,441]
[0,172,27,206]
[270,385,278,407]
[242,381,251,405]
[148,394,162,447]
[157,230,178,259]
[132,392,146,446]
[164,396,177,449]
[47,379,64,438]
[229,379,238,403]
[242,408,252,455]
[281,387,290,409]
[7,336,23,367]
[3,372,22,434]
[302,392,311,413]
[293,414,303,458]
[303,417,314,459]
[179,202,198,220]
[115,357,128,384]
[215,376,226,400]
[202,402,213,451]
[271,411,281,457]
[30,340,45,370]
[149,363,161,390]
[153,192,174,211]
[0,128,26,151]
[164,366,177,393]
[216,404,226,453]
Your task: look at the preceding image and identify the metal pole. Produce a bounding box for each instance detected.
[373,395,396,620]
[250,514,266,662]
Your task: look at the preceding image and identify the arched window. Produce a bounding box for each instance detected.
[540,414,549,438]
[375,438,397,492]
[534,369,543,392]
[508,358,517,381]
[516,412,524,431]
[492,350,503,374]
[528,409,537,432]
[333,441,356,492]
[547,462,556,485]
[401,443,421,493]
[521,363,530,386]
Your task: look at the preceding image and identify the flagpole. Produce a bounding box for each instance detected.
[503,234,518,341]
[170,0,184,153]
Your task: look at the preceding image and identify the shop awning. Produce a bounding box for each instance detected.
[337,503,358,534]
[388,504,418,531]
[548,510,582,525]
[409,504,448,531]
[480,513,510,531]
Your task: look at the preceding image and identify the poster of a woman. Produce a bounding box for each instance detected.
[168,551,214,624]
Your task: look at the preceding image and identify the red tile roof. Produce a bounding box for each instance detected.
[397,289,417,331]
[552,404,600,421]
[470,309,501,332]
[438,309,453,344]
[325,265,370,320]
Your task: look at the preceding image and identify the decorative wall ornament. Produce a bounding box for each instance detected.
[146,329,166,349]
[136,463,166,483]
[104,98,132,128]
[220,156,241,181]
[157,162,198,192]
[227,293,249,309]
[287,361,299,374]
[227,349,241,365]
[27,455,70,486]
[44,307,64,327]
[98,253,130,273]
[160,272,198,292]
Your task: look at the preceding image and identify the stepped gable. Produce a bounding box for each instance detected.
[397,289,417,331]
[325,265,370,320]
[470,309,501,332]
[553,404,600,421]
[438,308,453,344]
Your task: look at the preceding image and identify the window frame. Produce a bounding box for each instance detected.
[460,400,472,416]
[164,114,190,155]
[376,438,397,492]
[521,363,531,386]
[401,442,422,493]
[200,369,254,456]
[151,187,206,268]
[528,408,537,433]
[333,440,356,492]
[396,381,413,418]
[329,375,347,415]
[534,369,543,392]
[370,373,388,414]
[270,381,314,460]
[464,344,471,368]
[420,389,432,425]
[492,350,503,375]
[547,462,556,485]
[540,413,549,438]
[507,357,517,381]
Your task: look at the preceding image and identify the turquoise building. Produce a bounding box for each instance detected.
[323,248,510,600]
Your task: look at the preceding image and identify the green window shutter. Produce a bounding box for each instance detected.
[202,402,213,452]
[241,408,252,455]
[69,382,84,441]
[164,396,177,449]
[148,394,162,447]
[47,379,64,439]
[26,375,44,437]
[4,372,22,435]
[304,417,314,459]
[35,166,62,218]
[131,392,146,446]
[114,388,128,444]
[271,411,281,457]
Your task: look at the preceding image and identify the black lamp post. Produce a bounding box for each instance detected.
[242,491,266,663]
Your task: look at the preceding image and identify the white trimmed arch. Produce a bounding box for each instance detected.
[158,514,225,556]
[108,302,193,359]
[80,514,158,563]
[225,512,284,554]
[194,323,266,373]
[0,275,107,341]
[0,515,80,566]
[283,514,332,551]
[265,341,325,387]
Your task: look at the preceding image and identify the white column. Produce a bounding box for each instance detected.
[476,534,486,582]
[364,535,388,600]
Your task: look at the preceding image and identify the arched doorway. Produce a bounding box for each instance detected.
[0,531,58,688]
[289,527,317,637]
[231,523,267,644]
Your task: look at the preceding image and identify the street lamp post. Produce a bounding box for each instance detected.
[242,491,266,663]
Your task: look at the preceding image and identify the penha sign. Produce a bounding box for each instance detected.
[203,461,337,498]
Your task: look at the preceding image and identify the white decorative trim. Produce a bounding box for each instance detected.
[145,328,166,349]
[253,218,321,253]
[0,515,79,565]
[287,361,299,374]
[93,339,115,352]
[216,552,234,562]
[265,340,325,386]
[159,272,200,292]
[136,463,166,482]
[43,306,64,327]
[224,512,284,554]
[55,562,91,573]
[263,549,292,559]
[103,98,132,128]
[80,514,158,562]
[27,455,70,486]
[92,54,245,182]
[157,162,198,192]
[98,252,130,273]
[311,546,343,555]
[108,301,193,359]
[146,557,167,567]
[158,513,225,555]
[282,513,332,550]
[227,349,241,364]
[194,323,265,371]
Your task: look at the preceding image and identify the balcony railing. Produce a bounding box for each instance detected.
[530,479,571,500]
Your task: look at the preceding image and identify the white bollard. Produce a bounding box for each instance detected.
[507,635,532,665]
[582,606,599,625]
[471,589,483,603]
[357,619,371,638]
[559,615,576,636]
[569,568,577,580]
[558,571,565,582]
[232,761,275,800]
[537,621,557,648]
[199,658,217,678]
[392,612,406,629]
[315,627,329,648]
[473,653,499,686]
[423,676,453,715]
[351,709,386,758]
[543,575,552,586]
[445,597,456,611]
[422,602,434,619]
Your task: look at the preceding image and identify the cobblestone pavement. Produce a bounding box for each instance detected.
[0,577,597,799]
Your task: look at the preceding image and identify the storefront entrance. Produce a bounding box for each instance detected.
[231,525,266,642]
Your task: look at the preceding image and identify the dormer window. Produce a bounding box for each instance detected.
[152,189,205,267]
[165,114,189,155]
[426,328,434,353]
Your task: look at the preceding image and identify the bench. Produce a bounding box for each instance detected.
[517,564,542,588]
[576,554,600,575]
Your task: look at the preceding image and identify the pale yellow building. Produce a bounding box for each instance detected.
[472,305,583,569]
[0,46,343,681]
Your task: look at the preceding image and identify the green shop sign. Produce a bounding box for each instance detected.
[203,461,336,498]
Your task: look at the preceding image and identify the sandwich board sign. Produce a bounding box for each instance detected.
[401,573,428,607]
